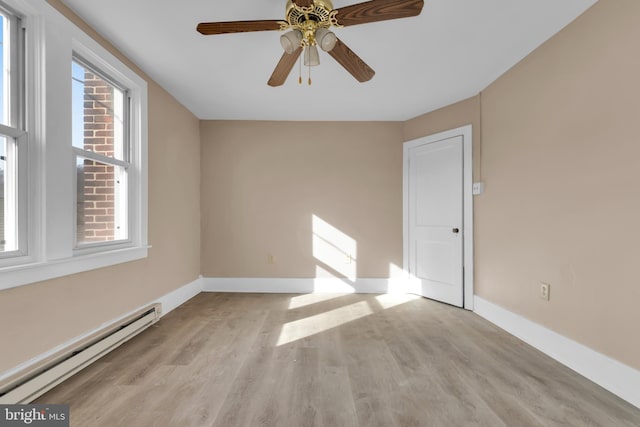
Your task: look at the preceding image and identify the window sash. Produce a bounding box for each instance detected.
[73,151,130,248]
[0,3,24,130]
[0,2,25,260]
[72,56,130,163]
[0,130,27,260]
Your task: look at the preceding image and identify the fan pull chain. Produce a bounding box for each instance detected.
[308,63,312,86]
[298,52,302,85]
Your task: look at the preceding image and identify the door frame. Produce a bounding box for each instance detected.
[403,125,474,310]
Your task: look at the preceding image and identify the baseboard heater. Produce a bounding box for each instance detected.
[0,303,161,404]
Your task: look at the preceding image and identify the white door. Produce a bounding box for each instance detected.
[406,135,464,307]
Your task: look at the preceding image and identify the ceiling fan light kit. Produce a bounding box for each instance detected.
[280,29,303,54]
[304,44,321,67]
[315,27,338,52]
[196,0,424,86]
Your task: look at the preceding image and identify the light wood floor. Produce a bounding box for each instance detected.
[38,293,640,426]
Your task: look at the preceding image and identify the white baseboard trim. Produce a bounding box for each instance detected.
[156,276,203,316]
[202,277,413,294]
[0,276,203,383]
[474,296,640,409]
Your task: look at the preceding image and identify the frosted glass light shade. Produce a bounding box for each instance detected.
[280,30,303,54]
[315,28,337,52]
[304,45,320,66]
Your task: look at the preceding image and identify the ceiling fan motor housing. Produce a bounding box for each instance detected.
[283,0,340,52]
[284,0,339,29]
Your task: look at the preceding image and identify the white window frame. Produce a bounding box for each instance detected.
[0,0,148,290]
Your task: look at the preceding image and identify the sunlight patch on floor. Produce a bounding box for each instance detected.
[288,293,345,310]
[277,300,373,346]
[374,293,420,310]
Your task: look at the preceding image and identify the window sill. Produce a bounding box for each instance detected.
[0,245,150,291]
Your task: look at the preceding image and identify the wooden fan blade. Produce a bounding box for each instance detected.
[335,0,424,27]
[327,39,375,83]
[268,47,303,87]
[197,20,281,35]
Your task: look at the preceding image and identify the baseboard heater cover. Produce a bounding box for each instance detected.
[0,303,161,404]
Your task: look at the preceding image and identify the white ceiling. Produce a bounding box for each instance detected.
[60,0,597,122]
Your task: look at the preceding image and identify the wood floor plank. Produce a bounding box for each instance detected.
[36,293,640,427]
[441,312,636,427]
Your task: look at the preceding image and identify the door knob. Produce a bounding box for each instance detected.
[452,228,460,234]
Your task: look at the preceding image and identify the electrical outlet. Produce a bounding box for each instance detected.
[540,282,550,301]
[472,182,484,195]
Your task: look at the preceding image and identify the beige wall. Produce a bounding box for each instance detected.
[0,2,201,372]
[476,0,640,370]
[403,96,481,181]
[200,121,403,279]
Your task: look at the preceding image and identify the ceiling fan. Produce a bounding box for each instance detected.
[197,0,424,86]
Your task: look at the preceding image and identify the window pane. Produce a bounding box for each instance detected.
[76,156,128,245]
[0,135,17,252]
[0,12,9,126]
[72,61,126,160]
